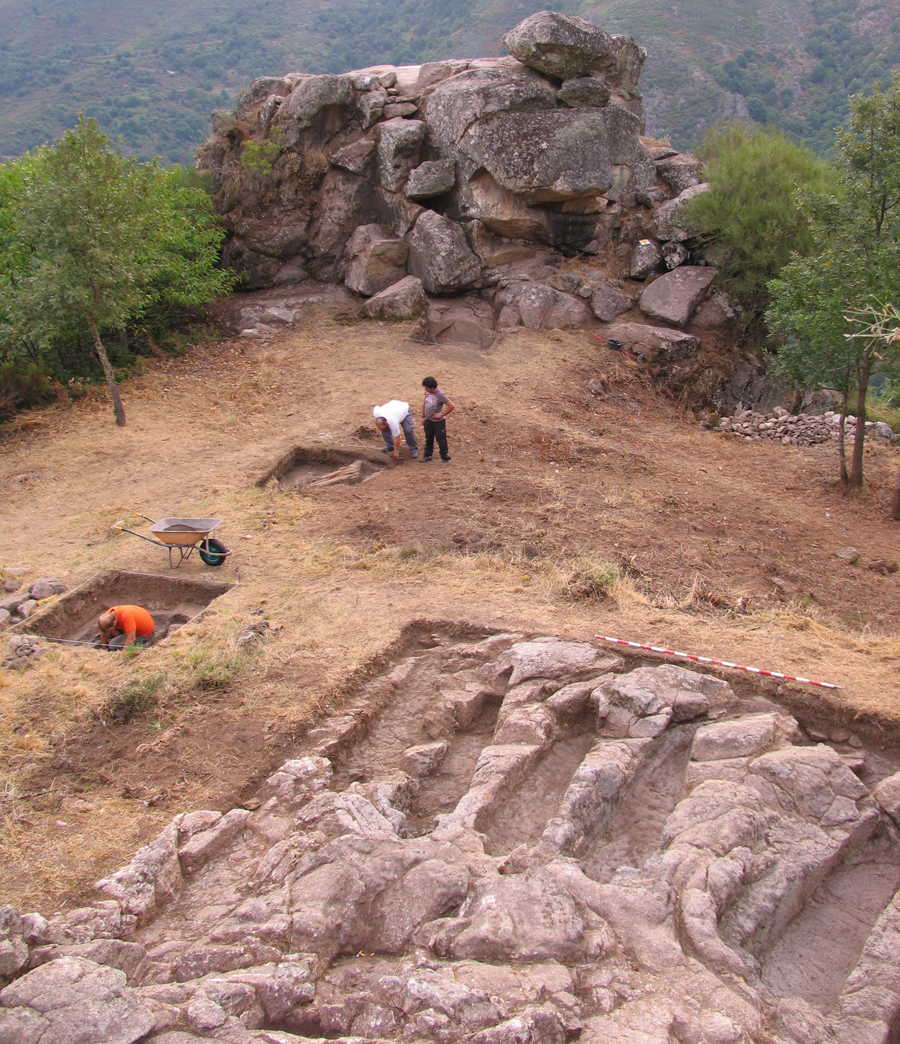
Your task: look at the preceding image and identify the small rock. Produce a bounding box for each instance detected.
[29,576,66,599]
[16,599,38,619]
[402,741,449,778]
[3,580,21,593]
[868,558,898,576]
[835,547,860,565]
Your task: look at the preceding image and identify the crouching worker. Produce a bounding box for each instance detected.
[98,605,155,649]
[374,400,419,460]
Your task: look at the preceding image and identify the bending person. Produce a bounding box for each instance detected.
[373,399,419,460]
[98,605,155,649]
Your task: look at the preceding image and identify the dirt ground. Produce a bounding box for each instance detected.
[1,297,899,916]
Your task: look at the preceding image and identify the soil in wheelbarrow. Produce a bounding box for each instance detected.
[256,442,389,491]
[19,569,236,647]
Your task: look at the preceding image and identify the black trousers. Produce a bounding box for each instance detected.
[423,418,449,460]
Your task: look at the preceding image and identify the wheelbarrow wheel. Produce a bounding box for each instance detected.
[199,537,228,567]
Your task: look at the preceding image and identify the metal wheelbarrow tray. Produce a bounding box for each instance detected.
[114,515,231,568]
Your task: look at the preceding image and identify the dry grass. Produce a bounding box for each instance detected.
[0,306,898,912]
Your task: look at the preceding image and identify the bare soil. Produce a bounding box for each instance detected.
[0,296,898,915]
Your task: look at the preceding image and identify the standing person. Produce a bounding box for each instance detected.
[373,400,419,460]
[98,605,155,649]
[420,376,454,464]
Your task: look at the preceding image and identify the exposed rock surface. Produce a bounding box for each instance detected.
[3,630,899,1044]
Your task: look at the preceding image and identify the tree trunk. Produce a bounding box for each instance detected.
[838,386,849,488]
[849,356,871,489]
[890,467,900,519]
[87,313,126,427]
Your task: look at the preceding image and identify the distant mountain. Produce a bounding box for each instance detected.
[1,0,898,164]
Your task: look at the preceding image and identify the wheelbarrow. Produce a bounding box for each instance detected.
[112,514,231,568]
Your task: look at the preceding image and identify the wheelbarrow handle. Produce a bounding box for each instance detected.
[113,524,169,548]
[140,513,157,524]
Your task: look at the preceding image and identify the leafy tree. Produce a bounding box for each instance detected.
[767,73,900,490]
[686,124,837,326]
[842,303,900,518]
[0,116,233,425]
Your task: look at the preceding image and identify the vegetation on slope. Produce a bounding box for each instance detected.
[3,0,900,164]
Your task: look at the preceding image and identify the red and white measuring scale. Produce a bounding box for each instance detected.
[595,634,840,689]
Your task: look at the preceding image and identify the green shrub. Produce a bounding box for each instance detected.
[105,673,166,723]
[686,124,839,326]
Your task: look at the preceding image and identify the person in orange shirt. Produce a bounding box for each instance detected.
[98,605,155,649]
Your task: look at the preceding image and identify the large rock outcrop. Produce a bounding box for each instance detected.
[197,13,727,350]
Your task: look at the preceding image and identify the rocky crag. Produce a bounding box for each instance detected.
[3,631,900,1044]
[199,12,740,404]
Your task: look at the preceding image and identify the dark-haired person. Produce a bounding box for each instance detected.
[420,377,454,464]
[98,605,155,649]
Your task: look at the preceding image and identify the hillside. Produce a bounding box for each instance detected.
[1,0,899,164]
[1,293,899,919]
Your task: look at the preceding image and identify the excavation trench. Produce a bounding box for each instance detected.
[257,442,388,491]
[14,569,235,647]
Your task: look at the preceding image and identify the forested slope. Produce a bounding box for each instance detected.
[1,0,899,163]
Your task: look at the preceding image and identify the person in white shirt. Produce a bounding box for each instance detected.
[373,399,419,460]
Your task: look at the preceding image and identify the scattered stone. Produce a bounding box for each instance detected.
[661,240,688,269]
[639,266,716,326]
[376,117,425,192]
[602,322,699,363]
[330,138,376,175]
[402,742,449,778]
[655,183,710,242]
[630,239,662,279]
[362,275,428,320]
[28,577,66,600]
[2,634,46,668]
[2,580,20,593]
[655,154,703,195]
[415,296,496,348]
[868,558,898,576]
[15,599,38,620]
[836,547,861,565]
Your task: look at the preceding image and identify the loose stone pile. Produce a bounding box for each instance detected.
[2,633,900,1044]
[0,576,66,629]
[716,407,896,446]
[1,634,47,669]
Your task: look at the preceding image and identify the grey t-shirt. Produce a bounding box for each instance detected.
[424,389,449,421]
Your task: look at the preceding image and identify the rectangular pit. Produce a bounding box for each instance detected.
[257,442,388,490]
[18,570,236,648]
